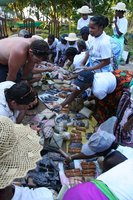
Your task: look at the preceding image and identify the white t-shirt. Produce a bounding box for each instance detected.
[97,159,133,200]
[73,51,87,71]
[54,41,68,63]
[87,32,113,72]
[113,16,128,36]
[12,186,53,200]
[44,38,58,52]
[0,81,19,122]
[56,41,68,53]
[92,72,117,100]
[77,17,91,30]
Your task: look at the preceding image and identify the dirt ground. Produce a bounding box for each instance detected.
[22,63,133,125]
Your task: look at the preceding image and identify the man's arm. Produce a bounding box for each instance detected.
[71,152,96,161]
[61,88,82,108]
[65,152,97,164]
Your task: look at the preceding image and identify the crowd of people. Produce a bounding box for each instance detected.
[0,2,133,200]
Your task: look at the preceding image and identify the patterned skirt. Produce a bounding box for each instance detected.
[94,70,133,124]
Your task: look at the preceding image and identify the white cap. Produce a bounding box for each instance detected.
[81,131,116,156]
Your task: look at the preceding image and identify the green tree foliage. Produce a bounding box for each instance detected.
[3,0,133,23]
[0,0,16,6]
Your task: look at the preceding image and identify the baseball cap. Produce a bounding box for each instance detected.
[81,131,116,156]
[74,70,94,89]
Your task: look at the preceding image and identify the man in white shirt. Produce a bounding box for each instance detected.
[111,2,128,59]
[64,33,79,50]
[77,6,92,30]
[112,2,128,37]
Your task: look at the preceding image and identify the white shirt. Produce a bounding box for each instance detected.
[12,185,53,200]
[97,159,133,200]
[56,41,68,53]
[87,32,113,72]
[44,38,58,52]
[92,72,117,100]
[54,41,69,63]
[73,51,87,71]
[117,145,133,159]
[113,16,128,36]
[77,17,91,30]
[0,81,19,122]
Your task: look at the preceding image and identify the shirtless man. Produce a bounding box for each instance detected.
[0,37,49,82]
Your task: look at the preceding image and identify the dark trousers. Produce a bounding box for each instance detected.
[0,64,22,83]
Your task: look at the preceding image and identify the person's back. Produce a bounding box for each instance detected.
[0,37,32,65]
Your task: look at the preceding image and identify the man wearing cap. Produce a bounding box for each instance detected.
[111,2,128,58]
[65,116,129,172]
[77,5,92,30]
[0,37,49,82]
[0,116,54,200]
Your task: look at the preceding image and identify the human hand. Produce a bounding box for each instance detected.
[64,156,72,165]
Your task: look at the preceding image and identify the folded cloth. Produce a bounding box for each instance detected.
[79,107,93,118]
